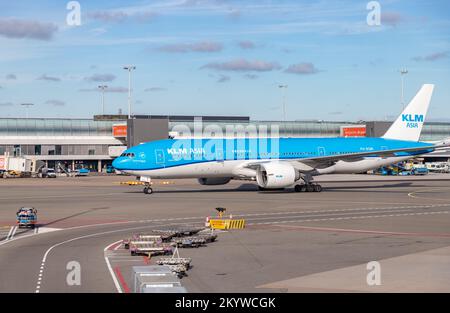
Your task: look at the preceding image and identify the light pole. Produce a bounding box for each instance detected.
[400,69,408,110]
[21,103,34,118]
[98,85,108,115]
[278,85,288,121]
[123,65,136,119]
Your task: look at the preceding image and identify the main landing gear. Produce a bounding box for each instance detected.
[294,184,322,193]
[295,173,323,192]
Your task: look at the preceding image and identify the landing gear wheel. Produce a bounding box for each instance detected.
[306,184,314,192]
[143,187,153,194]
[294,185,303,192]
[313,184,322,193]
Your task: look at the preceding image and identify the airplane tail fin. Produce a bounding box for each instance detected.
[383,84,434,142]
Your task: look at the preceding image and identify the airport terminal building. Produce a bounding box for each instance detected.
[1,115,450,172]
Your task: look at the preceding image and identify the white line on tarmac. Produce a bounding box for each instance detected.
[248,210,450,226]
[242,209,414,222]
[104,240,123,294]
[34,221,204,293]
[0,192,119,201]
[5,226,14,240]
[7,226,18,240]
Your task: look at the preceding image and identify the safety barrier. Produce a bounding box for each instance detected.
[209,219,246,230]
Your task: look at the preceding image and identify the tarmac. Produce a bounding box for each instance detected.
[0,174,449,293]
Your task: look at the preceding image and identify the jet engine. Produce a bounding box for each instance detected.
[256,162,300,189]
[198,177,232,185]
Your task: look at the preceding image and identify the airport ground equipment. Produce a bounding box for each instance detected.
[156,247,192,277]
[123,234,165,249]
[16,207,37,229]
[132,267,182,293]
[171,236,206,248]
[120,181,146,186]
[171,232,218,248]
[152,227,206,237]
[129,242,174,256]
[131,265,184,293]
[209,218,246,230]
[426,162,450,173]
[74,168,89,177]
[41,168,57,178]
[208,208,246,230]
[412,167,429,175]
[142,286,187,293]
[0,156,35,177]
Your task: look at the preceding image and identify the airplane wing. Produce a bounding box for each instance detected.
[245,144,448,170]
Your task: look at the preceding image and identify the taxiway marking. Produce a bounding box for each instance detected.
[249,210,450,226]
[267,224,450,238]
[104,241,124,293]
[408,187,450,202]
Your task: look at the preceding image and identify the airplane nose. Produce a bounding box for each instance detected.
[112,157,124,170]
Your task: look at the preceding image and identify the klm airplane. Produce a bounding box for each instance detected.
[113,84,448,194]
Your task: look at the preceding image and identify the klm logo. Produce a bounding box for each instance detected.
[402,114,424,128]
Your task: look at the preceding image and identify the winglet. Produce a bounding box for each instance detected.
[383,84,434,142]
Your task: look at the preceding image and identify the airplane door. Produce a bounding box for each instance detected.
[318,147,326,156]
[155,149,165,166]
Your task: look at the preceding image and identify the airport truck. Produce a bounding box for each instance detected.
[0,156,35,177]
[16,207,38,229]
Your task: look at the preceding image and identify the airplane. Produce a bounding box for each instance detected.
[113,84,449,194]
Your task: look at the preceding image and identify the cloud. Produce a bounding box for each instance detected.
[237,40,256,50]
[381,11,404,27]
[0,18,58,41]
[202,58,281,72]
[158,41,223,53]
[217,75,230,83]
[79,86,128,93]
[0,102,13,106]
[413,51,449,62]
[284,63,320,75]
[6,74,17,80]
[85,73,116,82]
[87,10,157,23]
[45,100,65,107]
[144,87,167,92]
[37,74,61,82]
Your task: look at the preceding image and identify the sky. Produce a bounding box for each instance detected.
[0,0,449,121]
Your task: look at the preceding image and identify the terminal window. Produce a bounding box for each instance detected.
[35,145,41,156]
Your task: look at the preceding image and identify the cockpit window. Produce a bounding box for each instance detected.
[120,153,135,158]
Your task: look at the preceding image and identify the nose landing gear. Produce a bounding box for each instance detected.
[143,186,153,194]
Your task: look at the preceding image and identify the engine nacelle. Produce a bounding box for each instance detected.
[198,177,232,185]
[256,162,300,189]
